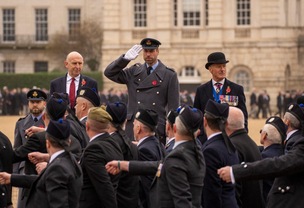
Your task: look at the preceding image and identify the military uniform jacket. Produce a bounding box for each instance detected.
[229,129,265,208]
[202,133,239,208]
[111,131,139,208]
[80,133,123,208]
[0,131,13,208]
[232,136,304,208]
[14,114,44,172]
[149,141,206,208]
[11,151,83,208]
[194,79,248,144]
[104,55,180,138]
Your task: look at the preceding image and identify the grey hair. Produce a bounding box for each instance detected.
[284,112,301,129]
[263,124,282,144]
[227,107,245,130]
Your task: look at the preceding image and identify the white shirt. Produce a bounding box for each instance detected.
[49,150,65,163]
[90,133,106,142]
[172,140,188,149]
[137,136,149,146]
[66,74,80,95]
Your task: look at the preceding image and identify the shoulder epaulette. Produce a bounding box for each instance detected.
[166,66,175,72]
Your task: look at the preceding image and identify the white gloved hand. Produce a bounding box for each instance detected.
[124,45,142,60]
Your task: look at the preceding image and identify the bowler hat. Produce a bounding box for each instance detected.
[106,102,127,124]
[177,105,203,133]
[140,38,161,49]
[46,119,70,140]
[135,108,158,131]
[77,87,100,107]
[204,99,229,120]
[27,89,47,101]
[46,95,68,121]
[265,116,287,142]
[205,52,229,69]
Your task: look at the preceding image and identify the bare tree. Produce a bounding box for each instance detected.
[48,19,103,71]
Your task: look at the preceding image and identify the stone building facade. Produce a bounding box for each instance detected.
[0,0,304,108]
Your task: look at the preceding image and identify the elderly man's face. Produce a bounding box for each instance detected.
[209,63,227,82]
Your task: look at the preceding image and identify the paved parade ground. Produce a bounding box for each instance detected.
[0,116,266,206]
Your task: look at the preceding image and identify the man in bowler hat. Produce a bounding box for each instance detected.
[194,52,248,144]
[0,119,83,208]
[104,38,180,144]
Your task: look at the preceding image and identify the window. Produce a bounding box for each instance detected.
[68,9,81,41]
[34,61,48,72]
[205,0,209,26]
[35,9,48,41]
[2,9,15,41]
[183,0,200,26]
[174,0,178,26]
[134,0,146,27]
[179,66,201,78]
[234,70,250,92]
[3,61,15,73]
[237,0,251,25]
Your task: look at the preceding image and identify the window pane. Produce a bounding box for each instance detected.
[35,9,48,41]
[235,70,250,92]
[134,0,147,27]
[68,9,81,41]
[3,61,15,73]
[34,61,48,72]
[182,0,201,26]
[2,9,15,41]
[236,0,251,25]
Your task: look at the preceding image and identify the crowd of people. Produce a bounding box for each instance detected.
[0,38,304,208]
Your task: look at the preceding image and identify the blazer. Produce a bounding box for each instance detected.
[104,56,180,140]
[111,131,140,208]
[260,144,284,202]
[137,136,165,208]
[194,79,248,144]
[284,130,302,153]
[232,136,304,208]
[202,133,239,208]
[11,151,83,208]
[80,133,123,208]
[149,141,206,208]
[229,129,265,208]
[0,131,13,208]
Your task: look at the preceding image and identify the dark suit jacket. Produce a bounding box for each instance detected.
[229,129,265,208]
[149,141,205,208]
[104,56,180,140]
[50,73,98,109]
[232,136,304,208]
[260,144,284,202]
[194,79,248,144]
[11,151,83,208]
[284,130,302,153]
[138,136,165,208]
[80,133,123,208]
[0,131,13,208]
[111,131,139,208]
[202,133,239,208]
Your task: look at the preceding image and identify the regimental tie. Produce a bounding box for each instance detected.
[215,83,222,94]
[147,66,153,75]
[69,77,76,109]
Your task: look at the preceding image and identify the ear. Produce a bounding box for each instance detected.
[173,124,177,134]
[46,139,50,149]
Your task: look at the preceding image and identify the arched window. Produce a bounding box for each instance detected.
[232,68,251,93]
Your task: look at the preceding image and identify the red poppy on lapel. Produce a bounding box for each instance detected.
[81,79,86,86]
[226,86,231,94]
[152,80,157,86]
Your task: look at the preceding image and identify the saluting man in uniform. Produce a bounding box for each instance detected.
[104,38,180,144]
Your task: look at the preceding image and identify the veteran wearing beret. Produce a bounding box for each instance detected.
[104,38,180,144]
[194,52,248,145]
[218,104,304,208]
[80,106,123,208]
[259,116,285,201]
[0,119,83,208]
